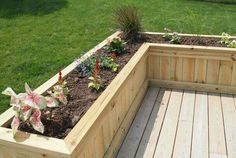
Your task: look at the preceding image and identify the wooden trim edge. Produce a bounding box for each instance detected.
[149,79,236,94]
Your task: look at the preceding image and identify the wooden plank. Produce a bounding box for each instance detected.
[231,63,236,86]
[149,79,236,95]
[143,32,236,39]
[207,60,220,84]
[208,93,227,158]
[219,61,233,85]
[148,43,236,55]
[153,89,183,158]
[83,141,95,158]
[101,116,112,152]
[94,127,105,158]
[153,56,160,79]
[194,59,207,83]
[191,92,208,158]
[0,128,70,158]
[170,57,183,81]
[148,56,154,79]
[148,51,236,62]
[135,88,171,158]
[183,58,195,82]
[160,56,170,80]
[173,90,195,158]
[116,87,160,158]
[104,81,148,158]
[221,94,236,158]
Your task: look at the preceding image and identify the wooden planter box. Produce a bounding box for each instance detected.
[0,32,236,158]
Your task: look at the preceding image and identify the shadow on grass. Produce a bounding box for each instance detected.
[0,0,68,18]
[192,0,236,5]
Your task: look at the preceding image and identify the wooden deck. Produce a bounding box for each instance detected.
[116,87,236,158]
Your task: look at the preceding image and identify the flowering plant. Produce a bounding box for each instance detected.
[47,70,69,105]
[2,83,48,136]
[88,58,102,91]
[2,70,69,137]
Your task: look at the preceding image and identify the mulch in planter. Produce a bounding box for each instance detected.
[17,33,232,138]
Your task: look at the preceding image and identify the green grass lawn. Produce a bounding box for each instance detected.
[0,0,236,114]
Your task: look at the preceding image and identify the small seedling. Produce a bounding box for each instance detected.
[48,70,68,105]
[220,32,236,48]
[228,40,236,48]
[105,37,126,55]
[220,32,231,45]
[88,58,102,91]
[170,32,181,44]
[162,28,172,41]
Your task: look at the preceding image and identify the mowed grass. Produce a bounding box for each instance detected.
[0,0,236,113]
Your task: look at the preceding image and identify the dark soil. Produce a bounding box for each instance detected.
[18,33,232,138]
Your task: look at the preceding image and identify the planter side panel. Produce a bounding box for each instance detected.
[67,45,149,158]
[148,44,236,94]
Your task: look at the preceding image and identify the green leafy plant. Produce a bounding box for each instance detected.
[100,56,119,72]
[228,40,236,48]
[162,28,181,44]
[114,5,142,41]
[220,32,231,45]
[220,32,236,48]
[79,49,120,73]
[170,32,181,44]
[88,58,102,91]
[105,37,126,55]
[162,28,172,41]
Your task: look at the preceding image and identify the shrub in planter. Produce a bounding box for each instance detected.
[114,5,142,41]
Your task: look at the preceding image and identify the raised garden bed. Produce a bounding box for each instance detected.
[0,31,236,158]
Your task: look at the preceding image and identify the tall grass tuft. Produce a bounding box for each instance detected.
[114,5,142,41]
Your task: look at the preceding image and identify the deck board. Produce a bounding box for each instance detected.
[135,88,171,158]
[208,93,227,158]
[191,92,208,158]
[116,87,236,158]
[116,87,160,158]
[172,90,195,158]
[153,89,183,158]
